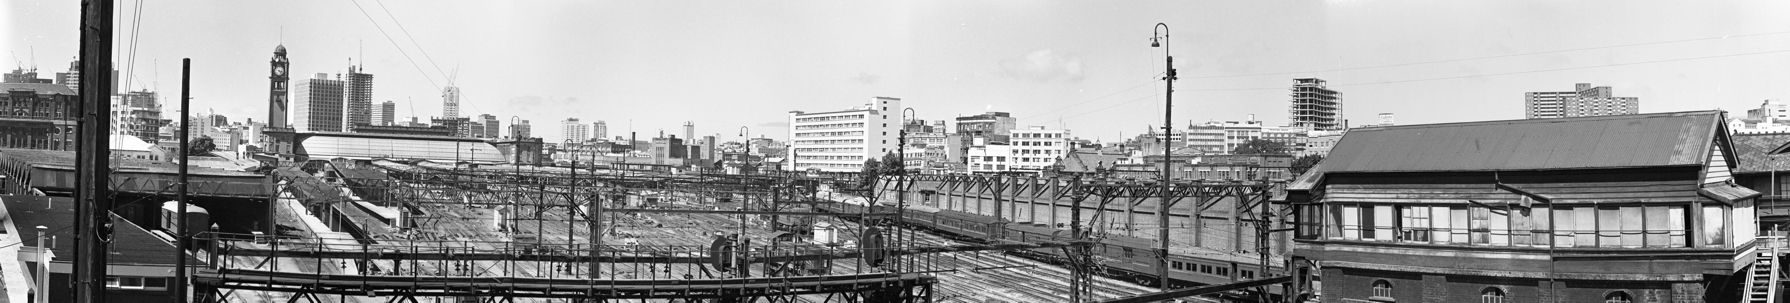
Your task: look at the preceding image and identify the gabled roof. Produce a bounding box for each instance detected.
[1315,111,1727,174]
[1731,133,1790,174]
[1057,150,1126,173]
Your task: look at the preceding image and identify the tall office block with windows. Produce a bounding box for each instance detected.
[786,97,902,172]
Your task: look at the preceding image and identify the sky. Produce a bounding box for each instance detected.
[5,0,1789,144]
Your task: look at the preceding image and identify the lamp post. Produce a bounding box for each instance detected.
[739,126,751,174]
[1150,22,1177,289]
[897,107,916,271]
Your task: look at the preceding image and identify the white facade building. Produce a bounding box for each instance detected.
[562,118,589,143]
[966,142,1013,173]
[787,97,902,172]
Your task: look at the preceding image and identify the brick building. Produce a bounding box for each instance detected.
[1287,111,1757,303]
[0,83,79,150]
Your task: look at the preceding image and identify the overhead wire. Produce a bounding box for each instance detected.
[346,0,442,91]
[1181,30,1790,80]
[1174,47,1790,93]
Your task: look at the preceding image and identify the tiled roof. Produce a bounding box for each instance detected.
[1730,133,1790,174]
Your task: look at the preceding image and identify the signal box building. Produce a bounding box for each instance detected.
[1286,111,1759,303]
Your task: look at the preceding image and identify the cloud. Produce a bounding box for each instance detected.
[851,72,881,85]
[998,49,1086,82]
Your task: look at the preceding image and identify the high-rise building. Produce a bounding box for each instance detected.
[593,120,608,141]
[511,119,532,139]
[293,73,345,132]
[468,120,485,138]
[480,114,500,138]
[53,60,114,93]
[343,64,374,132]
[109,90,165,143]
[378,100,396,126]
[562,118,589,143]
[442,85,460,118]
[683,121,695,142]
[787,96,902,172]
[1289,78,1343,131]
[268,45,291,129]
[1525,83,1639,119]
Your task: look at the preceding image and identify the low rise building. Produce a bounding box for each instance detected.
[1286,111,1756,302]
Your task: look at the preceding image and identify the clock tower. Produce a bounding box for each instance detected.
[260,44,296,158]
[268,45,290,128]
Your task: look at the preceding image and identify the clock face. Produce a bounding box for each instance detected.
[274,66,286,76]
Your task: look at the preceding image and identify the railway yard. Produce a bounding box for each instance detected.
[183,159,1280,302]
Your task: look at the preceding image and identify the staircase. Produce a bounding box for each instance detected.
[1747,246,1781,303]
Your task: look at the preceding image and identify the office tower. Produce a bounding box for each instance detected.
[1289,78,1342,131]
[292,73,345,132]
[562,118,589,143]
[481,114,500,138]
[343,64,374,132]
[442,85,460,118]
[378,100,396,126]
[787,96,902,172]
[594,120,608,141]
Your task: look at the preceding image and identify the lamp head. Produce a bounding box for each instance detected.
[1150,37,1161,48]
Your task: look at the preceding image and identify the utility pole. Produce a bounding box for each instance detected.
[75,1,115,302]
[174,58,192,302]
[1151,22,1177,290]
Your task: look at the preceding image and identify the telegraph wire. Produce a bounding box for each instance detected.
[1175,48,1790,93]
[371,0,452,82]
[1182,30,1790,80]
[346,0,442,91]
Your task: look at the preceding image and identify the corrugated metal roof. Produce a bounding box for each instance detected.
[1317,111,1722,173]
[1730,133,1790,174]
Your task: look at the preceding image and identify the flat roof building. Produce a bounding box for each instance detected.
[787,97,901,172]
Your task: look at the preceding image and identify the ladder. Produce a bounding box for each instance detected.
[1747,247,1781,303]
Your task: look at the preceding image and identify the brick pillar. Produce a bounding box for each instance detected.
[1422,274,1448,303]
[1670,282,1703,303]
[1537,281,1561,303]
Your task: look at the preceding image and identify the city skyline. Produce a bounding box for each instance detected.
[5,1,1789,144]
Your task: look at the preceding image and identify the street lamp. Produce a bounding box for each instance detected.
[897,107,916,271]
[739,126,751,174]
[1150,22,1177,289]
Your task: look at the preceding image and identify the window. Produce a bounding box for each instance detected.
[1341,205,1362,240]
[1372,205,1394,240]
[1604,291,1632,303]
[1371,280,1393,298]
[1481,287,1506,303]
[1704,205,1725,246]
[1470,206,1490,244]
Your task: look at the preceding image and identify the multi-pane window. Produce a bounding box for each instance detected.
[1604,291,1633,303]
[1400,206,1431,242]
[1324,203,1692,248]
[1481,287,1506,303]
[1370,280,1393,298]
